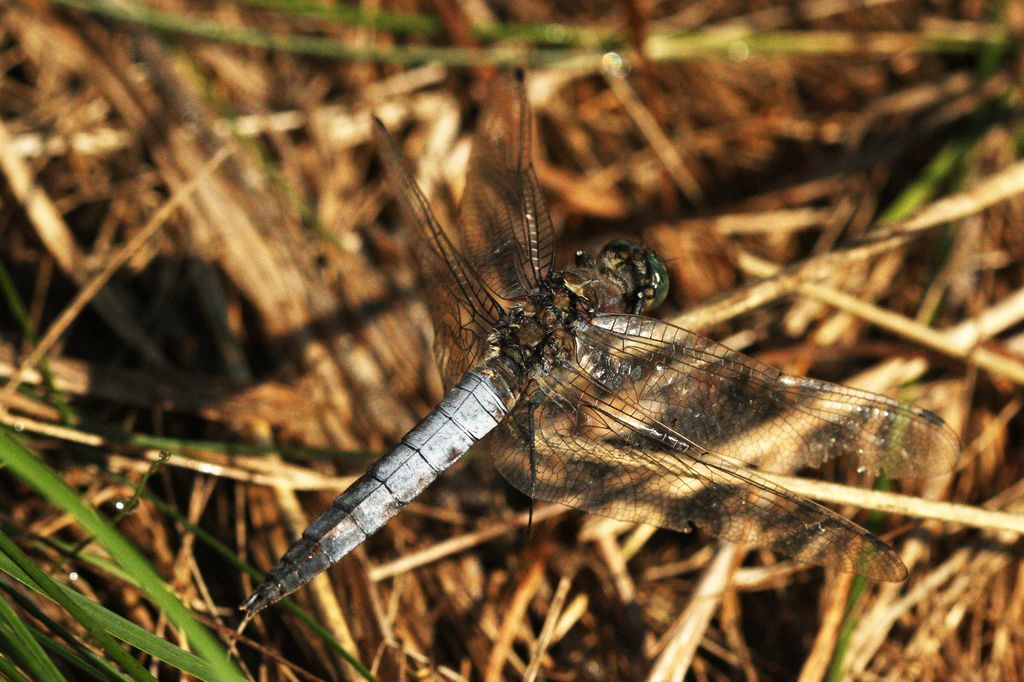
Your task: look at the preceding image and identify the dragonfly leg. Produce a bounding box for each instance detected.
[526,396,540,535]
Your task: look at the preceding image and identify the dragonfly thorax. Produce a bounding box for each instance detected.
[491,240,671,377]
[490,277,592,375]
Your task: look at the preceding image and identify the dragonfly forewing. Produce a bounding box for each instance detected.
[580,314,960,477]
[372,118,501,390]
[457,70,556,298]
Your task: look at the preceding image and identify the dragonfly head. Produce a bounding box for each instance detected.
[597,240,670,314]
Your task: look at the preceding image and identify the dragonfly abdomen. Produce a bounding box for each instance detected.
[242,366,515,617]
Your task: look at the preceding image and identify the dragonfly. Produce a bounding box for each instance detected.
[242,71,960,617]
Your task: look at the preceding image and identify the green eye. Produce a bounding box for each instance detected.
[646,253,670,310]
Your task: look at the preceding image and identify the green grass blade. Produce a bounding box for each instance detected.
[4,469,377,680]
[0,650,35,682]
[1,583,130,682]
[0,530,154,681]
[52,0,1011,69]
[0,259,74,423]
[0,428,244,681]
[32,633,128,682]
[0,550,221,680]
[0,584,66,682]
[235,0,439,37]
[47,0,581,68]
[233,0,614,46]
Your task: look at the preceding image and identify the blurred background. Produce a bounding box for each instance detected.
[1,1,1023,680]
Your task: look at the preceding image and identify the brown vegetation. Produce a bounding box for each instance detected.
[1,1,1022,680]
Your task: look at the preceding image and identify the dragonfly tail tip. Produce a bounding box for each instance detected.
[240,590,270,619]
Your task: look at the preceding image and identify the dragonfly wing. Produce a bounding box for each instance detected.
[456,70,556,300]
[489,363,907,580]
[373,118,501,388]
[576,314,960,478]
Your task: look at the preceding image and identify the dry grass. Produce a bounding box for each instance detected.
[1,1,1023,680]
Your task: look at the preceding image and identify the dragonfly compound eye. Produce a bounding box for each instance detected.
[645,251,670,311]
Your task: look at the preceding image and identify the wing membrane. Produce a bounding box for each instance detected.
[490,313,960,578]
[373,71,557,388]
[577,314,960,478]
[489,364,907,580]
[457,70,556,299]
[372,118,501,388]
